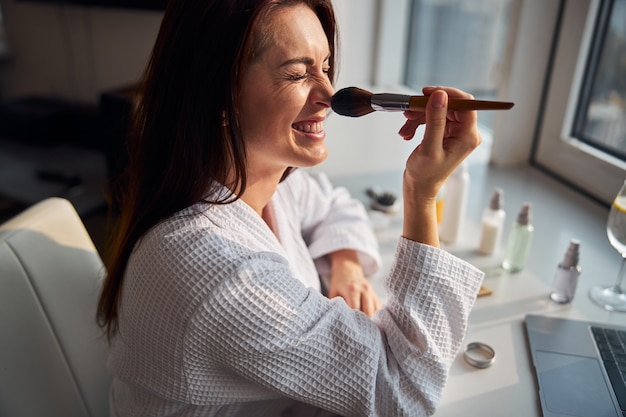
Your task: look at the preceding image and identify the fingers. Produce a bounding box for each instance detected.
[361,289,382,317]
[398,118,422,140]
[419,90,449,155]
[341,287,361,312]
[412,87,480,153]
[329,281,381,317]
[423,86,477,131]
[399,86,476,141]
[401,86,481,199]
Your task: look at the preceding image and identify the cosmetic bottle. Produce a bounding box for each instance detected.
[477,188,505,255]
[502,202,534,272]
[550,239,582,304]
[440,162,470,244]
[436,184,446,225]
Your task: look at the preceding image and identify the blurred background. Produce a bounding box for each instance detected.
[0,0,623,252]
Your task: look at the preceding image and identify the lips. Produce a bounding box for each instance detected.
[292,121,323,134]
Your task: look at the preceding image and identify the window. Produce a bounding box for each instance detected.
[404,0,513,131]
[378,0,626,204]
[533,0,626,205]
[372,0,522,165]
[572,0,626,162]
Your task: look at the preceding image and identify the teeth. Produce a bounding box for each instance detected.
[292,121,323,133]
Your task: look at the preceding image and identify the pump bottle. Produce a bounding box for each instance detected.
[502,202,534,272]
[477,188,505,255]
[550,239,582,304]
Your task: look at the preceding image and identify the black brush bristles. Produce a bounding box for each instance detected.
[331,87,375,117]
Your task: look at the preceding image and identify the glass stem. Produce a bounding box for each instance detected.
[613,256,626,295]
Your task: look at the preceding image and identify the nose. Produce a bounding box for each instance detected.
[312,78,334,109]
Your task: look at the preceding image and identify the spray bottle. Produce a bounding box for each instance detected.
[477,188,505,255]
[502,202,534,272]
[550,239,582,304]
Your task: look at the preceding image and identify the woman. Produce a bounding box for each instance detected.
[97,0,484,416]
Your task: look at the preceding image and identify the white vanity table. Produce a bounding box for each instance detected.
[327,163,624,416]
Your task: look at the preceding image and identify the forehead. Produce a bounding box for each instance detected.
[257,4,330,60]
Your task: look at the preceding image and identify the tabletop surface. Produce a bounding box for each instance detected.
[326,162,625,416]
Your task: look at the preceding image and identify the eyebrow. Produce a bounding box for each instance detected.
[280,54,331,68]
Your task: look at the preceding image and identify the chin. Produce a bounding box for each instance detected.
[308,150,329,167]
[292,154,328,169]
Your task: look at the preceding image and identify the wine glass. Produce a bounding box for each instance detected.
[589,179,626,312]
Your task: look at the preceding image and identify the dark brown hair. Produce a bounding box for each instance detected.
[97,0,337,339]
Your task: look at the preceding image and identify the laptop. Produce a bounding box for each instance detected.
[524,314,626,417]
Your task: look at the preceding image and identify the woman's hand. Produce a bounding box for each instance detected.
[399,87,482,246]
[327,249,381,317]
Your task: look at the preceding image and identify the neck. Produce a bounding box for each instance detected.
[239,170,284,216]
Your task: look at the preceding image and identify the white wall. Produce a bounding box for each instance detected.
[0,0,381,101]
[0,0,162,101]
[0,0,537,178]
[488,0,559,167]
[316,0,418,177]
[0,0,411,177]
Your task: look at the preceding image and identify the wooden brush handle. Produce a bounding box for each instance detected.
[409,96,514,111]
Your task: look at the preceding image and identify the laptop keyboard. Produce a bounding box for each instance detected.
[591,326,626,416]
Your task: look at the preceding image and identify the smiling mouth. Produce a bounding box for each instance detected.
[292,121,324,134]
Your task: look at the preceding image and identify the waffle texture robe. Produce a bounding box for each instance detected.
[108,169,484,417]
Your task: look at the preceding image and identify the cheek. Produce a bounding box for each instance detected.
[246,91,282,121]
[240,95,274,136]
[241,82,309,135]
[267,83,309,112]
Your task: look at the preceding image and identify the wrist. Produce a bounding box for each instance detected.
[402,190,440,247]
[328,249,361,278]
[402,170,442,203]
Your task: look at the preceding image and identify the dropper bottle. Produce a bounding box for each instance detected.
[477,188,505,255]
[550,239,582,304]
[502,202,534,272]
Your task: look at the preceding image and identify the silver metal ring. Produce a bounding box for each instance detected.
[464,342,495,369]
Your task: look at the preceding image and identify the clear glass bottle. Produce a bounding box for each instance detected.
[502,202,534,272]
[477,188,505,255]
[440,162,470,244]
[550,239,582,304]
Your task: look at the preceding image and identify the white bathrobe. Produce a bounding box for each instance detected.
[108,169,484,417]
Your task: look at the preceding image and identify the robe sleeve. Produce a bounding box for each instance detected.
[187,236,483,417]
[286,170,382,277]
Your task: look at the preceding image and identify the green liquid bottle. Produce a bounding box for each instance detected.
[502,202,534,273]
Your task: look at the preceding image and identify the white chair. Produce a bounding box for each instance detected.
[0,197,110,417]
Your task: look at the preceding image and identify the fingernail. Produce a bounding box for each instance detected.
[432,91,446,108]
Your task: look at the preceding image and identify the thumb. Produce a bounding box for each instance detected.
[420,90,448,154]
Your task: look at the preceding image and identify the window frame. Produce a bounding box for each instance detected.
[375,0,559,165]
[532,0,625,205]
[375,0,624,205]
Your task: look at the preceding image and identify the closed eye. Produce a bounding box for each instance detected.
[281,54,331,80]
[287,72,309,81]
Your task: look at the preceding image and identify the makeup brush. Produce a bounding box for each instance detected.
[331,86,515,117]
